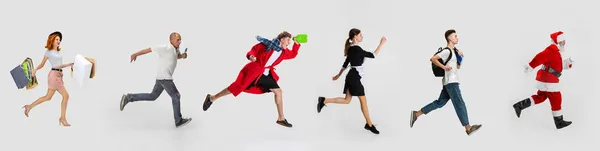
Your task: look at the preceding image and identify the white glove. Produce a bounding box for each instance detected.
[563,57,574,69]
[565,57,574,64]
[524,64,533,73]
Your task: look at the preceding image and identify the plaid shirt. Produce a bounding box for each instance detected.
[256,35,283,52]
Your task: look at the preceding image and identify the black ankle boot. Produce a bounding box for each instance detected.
[513,98,532,118]
[553,115,572,129]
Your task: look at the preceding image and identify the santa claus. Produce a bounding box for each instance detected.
[513,31,574,129]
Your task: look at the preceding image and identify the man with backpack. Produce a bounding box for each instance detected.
[409,29,482,136]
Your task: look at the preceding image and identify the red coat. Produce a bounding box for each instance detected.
[527,44,573,92]
[227,42,301,96]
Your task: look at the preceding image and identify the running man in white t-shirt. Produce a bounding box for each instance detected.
[119,32,192,128]
[409,29,482,135]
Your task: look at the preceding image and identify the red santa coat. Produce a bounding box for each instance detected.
[526,44,573,92]
[227,42,301,96]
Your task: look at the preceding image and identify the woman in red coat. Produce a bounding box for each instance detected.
[203,31,301,128]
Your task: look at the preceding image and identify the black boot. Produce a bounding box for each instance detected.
[553,115,572,129]
[513,98,532,118]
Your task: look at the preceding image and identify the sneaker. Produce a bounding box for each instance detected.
[203,94,212,111]
[466,124,482,136]
[176,118,192,128]
[276,119,293,128]
[120,94,128,111]
[317,97,326,113]
[410,111,418,128]
[364,123,380,134]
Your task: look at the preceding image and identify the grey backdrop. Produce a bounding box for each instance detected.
[1,0,598,151]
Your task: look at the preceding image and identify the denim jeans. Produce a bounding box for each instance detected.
[421,83,470,126]
[125,80,182,123]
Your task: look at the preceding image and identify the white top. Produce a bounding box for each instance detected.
[264,50,282,75]
[45,50,63,68]
[151,43,180,80]
[436,48,459,85]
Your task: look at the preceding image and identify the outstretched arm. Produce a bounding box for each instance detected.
[372,44,384,56]
[563,57,573,70]
[282,42,301,60]
[56,62,74,69]
[371,37,386,56]
[333,57,350,80]
[525,49,550,72]
[32,56,48,76]
[34,56,48,71]
[130,48,152,62]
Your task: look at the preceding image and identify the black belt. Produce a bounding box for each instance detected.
[541,65,561,78]
[51,68,63,72]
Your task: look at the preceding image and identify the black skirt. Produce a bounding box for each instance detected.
[343,68,365,96]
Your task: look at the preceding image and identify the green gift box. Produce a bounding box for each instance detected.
[293,34,307,43]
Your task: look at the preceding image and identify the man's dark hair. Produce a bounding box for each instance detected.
[444,29,456,43]
[277,31,292,40]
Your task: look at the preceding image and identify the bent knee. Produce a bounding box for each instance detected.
[271,88,282,95]
[343,98,352,104]
[62,94,70,99]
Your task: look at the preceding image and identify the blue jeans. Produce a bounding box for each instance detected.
[125,80,182,123]
[421,83,470,126]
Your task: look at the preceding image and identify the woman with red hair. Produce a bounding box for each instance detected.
[22,31,75,127]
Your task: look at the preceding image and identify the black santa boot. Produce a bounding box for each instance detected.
[553,115,572,129]
[513,98,532,118]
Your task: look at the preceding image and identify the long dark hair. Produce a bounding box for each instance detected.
[344,28,361,56]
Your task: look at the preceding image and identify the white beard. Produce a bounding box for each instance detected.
[559,45,566,52]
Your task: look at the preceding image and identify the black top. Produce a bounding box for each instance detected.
[342,45,375,68]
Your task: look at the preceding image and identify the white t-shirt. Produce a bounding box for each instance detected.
[151,44,180,80]
[45,50,63,68]
[264,50,282,75]
[436,48,459,85]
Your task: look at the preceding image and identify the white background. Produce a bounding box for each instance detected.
[1,0,598,150]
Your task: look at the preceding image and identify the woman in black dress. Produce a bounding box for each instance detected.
[317,28,386,134]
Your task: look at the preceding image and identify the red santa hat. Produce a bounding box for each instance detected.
[550,31,564,44]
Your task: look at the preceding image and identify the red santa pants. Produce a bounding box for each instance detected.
[531,90,563,116]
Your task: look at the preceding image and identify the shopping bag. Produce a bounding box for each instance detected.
[10,65,28,89]
[86,57,96,78]
[71,54,93,87]
[10,58,38,89]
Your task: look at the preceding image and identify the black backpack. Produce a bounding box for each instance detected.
[431,47,453,77]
